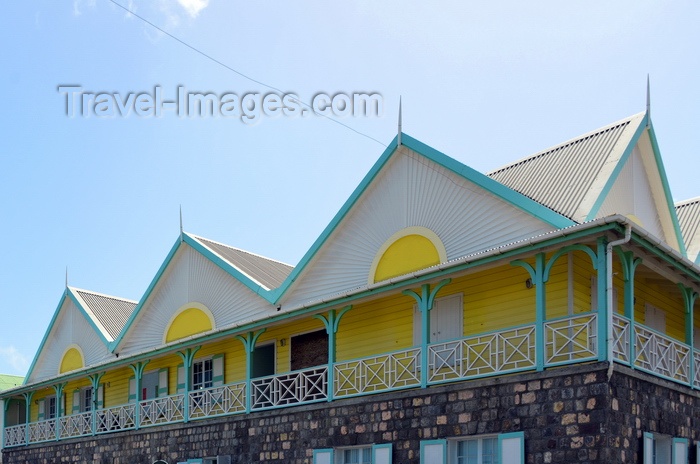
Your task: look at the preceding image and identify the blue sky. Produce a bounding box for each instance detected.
[1,1,698,376]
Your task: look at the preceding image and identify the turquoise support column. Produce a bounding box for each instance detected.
[403,279,451,388]
[52,383,66,441]
[235,330,265,413]
[88,373,104,435]
[616,249,641,366]
[128,361,149,430]
[596,238,608,362]
[314,306,352,402]
[176,347,201,423]
[513,253,546,370]
[22,391,34,446]
[679,285,698,388]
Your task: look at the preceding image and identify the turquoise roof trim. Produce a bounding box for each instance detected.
[269,134,574,304]
[24,288,112,385]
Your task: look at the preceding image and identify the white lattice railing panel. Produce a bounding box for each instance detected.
[189,382,246,419]
[694,350,700,389]
[544,314,598,366]
[428,324,536,383]
[3,424,26,447]
[612,315,630,364]
[28,418,55,443]
[635,325,690,383]
[334,347,421,398]
[251,366,327,410]
[139,394,185,427]
[96,403,136,433]
[58,411,92,439]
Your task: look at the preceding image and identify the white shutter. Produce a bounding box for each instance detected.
[420,440,446,464]
[500,432,524,464]
[177,364,186,393]
[213,354,225,387]
[673,438,688,464]
[313,449,334,464]
[97,384,104,409]
[643,432,654,464]
[72,391,80,414]
[158,368,169,397]
[37,398,45,420]
[414,294,463,345]
[372,443,392,464]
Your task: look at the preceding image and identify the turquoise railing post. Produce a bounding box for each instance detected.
[616,249,641,366]
[679,285,698,388]
[596,239,608,363]
[176,347,200,423]
[22,391,33,445]
[128,361,149,430]
[88,373,104,435]
[513,254,546,370]
[53,383,65,441]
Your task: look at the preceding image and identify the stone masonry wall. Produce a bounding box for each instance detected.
[4,362,697,464]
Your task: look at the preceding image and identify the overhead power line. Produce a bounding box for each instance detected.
[105,0,387,147]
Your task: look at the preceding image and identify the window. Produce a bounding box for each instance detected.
[643,432,688,464]
[313,444,392,464]
[141,370,159,400]
[193,359,213,390]
[81,387,93,412]
[453,437,498,464]
[339,447,371,464]
[47,396,57,419]
[252,343,275,378]
[420,433,523,464]
[291,330,328,371]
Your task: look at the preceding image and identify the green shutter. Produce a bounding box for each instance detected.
[373,443,392,464]
[312,449,334,464]
[212,354,225,387]
[158,368,169,397]
[499,431,525,464]
[420,440,446,464]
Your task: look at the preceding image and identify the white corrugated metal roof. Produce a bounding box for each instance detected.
[190,235,294,290]
[72,288,137,341]
[676,197,700,263]
[487,113,645,222]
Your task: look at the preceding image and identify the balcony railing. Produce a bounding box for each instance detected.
[8,313,699,448]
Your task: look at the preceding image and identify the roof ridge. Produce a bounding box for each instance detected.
[487,112,644,176]
[69,287,138,305]
[188,233,294,268]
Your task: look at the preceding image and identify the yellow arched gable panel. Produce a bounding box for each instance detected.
[164,303,215,344]
[370,227,447,284]
[59,345,84,374]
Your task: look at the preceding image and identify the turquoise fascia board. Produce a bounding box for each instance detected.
[110,236,184,352]
[270,133,573,304]
[586,114,647,222]
[183,233,275,302]
[23,291,71,385]
[401,134,575,229]
[646,121,687,256]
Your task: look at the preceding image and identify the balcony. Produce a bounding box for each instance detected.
[3,312,608,448]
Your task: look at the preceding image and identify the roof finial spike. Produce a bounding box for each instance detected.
[646,74,651,128]
[179,205,184,240]
[397,96,402,146]
[65,266,68,288]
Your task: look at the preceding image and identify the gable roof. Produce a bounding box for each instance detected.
[0,374,24,391]
[487,113,646,222]
[189,234,293,290]
[71,288,137,341]
[676,197,700,263]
